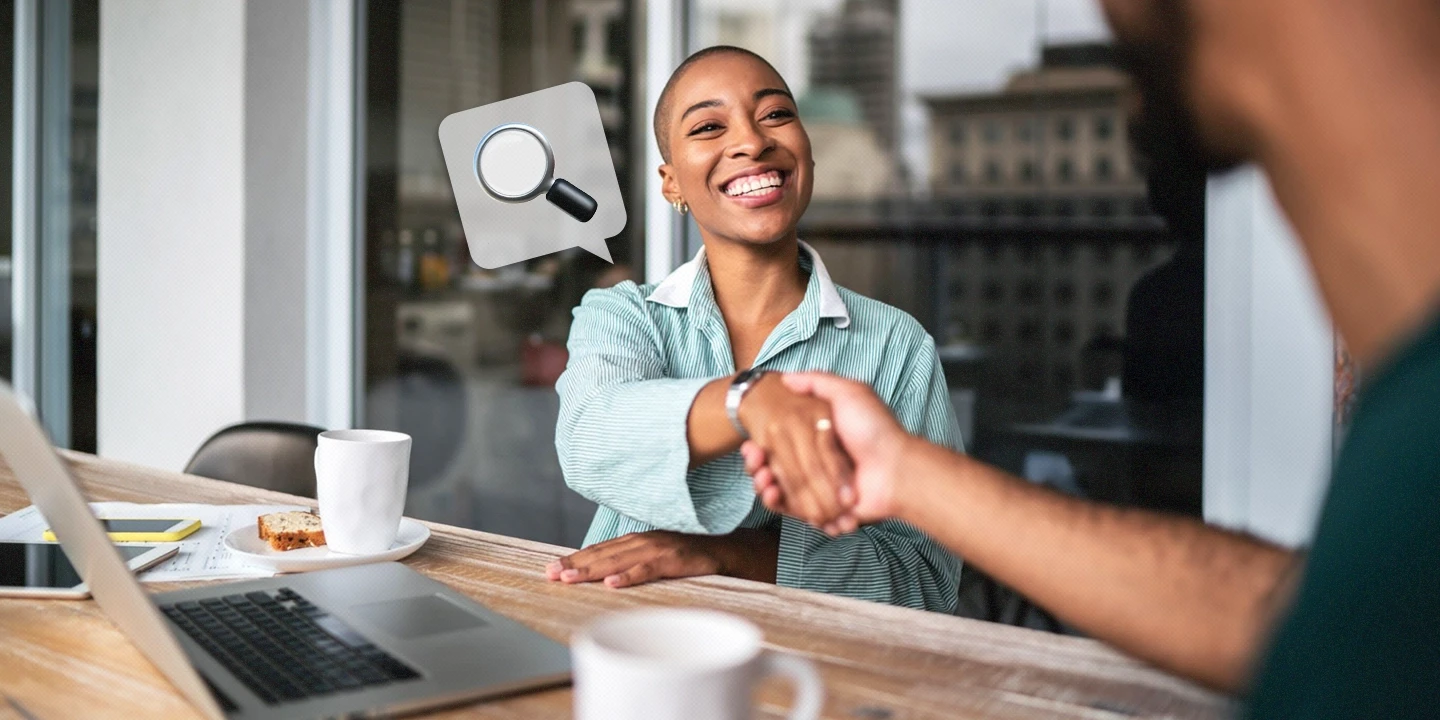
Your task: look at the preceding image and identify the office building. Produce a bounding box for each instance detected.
[807,0,901,154]
[924,43,1145,222]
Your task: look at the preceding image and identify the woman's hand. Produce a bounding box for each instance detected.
[737,373,856,533]
[545,529,779,588]
[743,372,911,532]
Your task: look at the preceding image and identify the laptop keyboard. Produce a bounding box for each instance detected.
[160,587,421,706]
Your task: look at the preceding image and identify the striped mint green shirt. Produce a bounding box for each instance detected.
[555,241,964,613]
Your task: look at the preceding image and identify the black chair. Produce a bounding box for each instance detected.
[184,422,325,497]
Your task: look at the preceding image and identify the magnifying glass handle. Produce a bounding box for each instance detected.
[546,178,598,223]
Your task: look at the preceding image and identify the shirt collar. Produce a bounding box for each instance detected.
[645,240,852,330]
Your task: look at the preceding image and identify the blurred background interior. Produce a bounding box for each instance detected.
[1,0,1342,628]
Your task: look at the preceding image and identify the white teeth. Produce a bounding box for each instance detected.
[725,171,783,197]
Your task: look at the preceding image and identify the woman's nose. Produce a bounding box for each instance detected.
[725,119,774,158]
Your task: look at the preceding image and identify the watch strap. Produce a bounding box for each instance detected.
[725,369,767,439]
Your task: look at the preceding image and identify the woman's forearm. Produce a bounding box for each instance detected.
[701,527,780,583]
[892,438,1296,692]
[686,375,746,468]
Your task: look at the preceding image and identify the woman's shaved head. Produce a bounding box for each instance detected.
[653,45,789,164]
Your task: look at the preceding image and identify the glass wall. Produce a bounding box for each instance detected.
[2,5,13,383]
[690,0,1204,625]
[69,0,99,453]
[362,0,639,547]
[2,1,99,451]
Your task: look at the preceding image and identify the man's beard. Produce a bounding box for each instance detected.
[1111,6,1247,177]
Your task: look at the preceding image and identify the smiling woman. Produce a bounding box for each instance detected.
[548,47,966,614]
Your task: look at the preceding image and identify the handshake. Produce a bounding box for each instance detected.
[736,372,913,535]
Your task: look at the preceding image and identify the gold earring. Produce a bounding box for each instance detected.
[672,199,688,215]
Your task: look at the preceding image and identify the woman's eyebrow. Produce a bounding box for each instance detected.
[680,99,723,122]
[753,88,793,103]
[679,88,793,123]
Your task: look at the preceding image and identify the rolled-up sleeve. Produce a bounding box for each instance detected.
[776,331,965,613]
[555,284,754,535]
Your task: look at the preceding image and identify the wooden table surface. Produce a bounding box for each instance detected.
[0,453,1233,719]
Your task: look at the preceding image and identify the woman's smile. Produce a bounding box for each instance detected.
[718,167,791,208]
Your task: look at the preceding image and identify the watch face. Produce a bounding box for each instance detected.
[736,368,764,384]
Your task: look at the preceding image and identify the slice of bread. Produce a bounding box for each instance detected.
[257,510,327,551]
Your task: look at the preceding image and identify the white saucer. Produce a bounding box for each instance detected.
[223,518,430,573]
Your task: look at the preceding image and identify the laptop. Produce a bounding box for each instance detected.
[0,382,571,720]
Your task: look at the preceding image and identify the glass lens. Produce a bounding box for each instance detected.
[478,127,549,198]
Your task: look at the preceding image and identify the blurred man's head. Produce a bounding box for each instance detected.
[1100,0,1252,175]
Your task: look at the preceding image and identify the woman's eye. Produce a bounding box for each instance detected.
[764,109,795,121]
[688,122,722,136]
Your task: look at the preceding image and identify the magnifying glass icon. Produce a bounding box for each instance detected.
[474,123,598,223]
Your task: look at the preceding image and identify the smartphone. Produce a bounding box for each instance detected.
[42,517,201,542]
[0,541,179,599]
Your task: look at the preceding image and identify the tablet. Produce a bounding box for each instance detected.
[0,541,179,599]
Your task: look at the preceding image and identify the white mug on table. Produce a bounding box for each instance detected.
[572,609,824,720]
[314,429,411,555]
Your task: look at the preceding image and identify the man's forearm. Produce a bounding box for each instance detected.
[892,437,1297,692]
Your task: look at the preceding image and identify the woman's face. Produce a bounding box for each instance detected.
[660,53,814,248]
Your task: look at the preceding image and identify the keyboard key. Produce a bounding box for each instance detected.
[166,588,415,706]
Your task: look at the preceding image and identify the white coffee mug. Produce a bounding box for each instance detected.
[572,609,824,720]
[314,429,411,555]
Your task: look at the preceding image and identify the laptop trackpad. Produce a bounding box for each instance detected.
[349,594,489,639]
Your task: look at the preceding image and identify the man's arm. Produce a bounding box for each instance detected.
[744,372,1298,692]
[894,437,1297,691]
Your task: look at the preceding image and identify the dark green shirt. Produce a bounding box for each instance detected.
[1247,315,1440,717]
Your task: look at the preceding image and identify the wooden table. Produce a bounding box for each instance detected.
[0,453,1232,719]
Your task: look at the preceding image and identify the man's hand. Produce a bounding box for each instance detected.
[545,529,779,588]
[742,372,911,531]
[737,373,857,532]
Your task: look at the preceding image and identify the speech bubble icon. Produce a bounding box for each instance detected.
[439,82,625,269]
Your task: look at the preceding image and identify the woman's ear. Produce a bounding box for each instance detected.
[658,163,682,205]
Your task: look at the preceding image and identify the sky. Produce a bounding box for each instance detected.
[899,0,1113,181]
[688,0,1116,185]
[902,0,1112,94]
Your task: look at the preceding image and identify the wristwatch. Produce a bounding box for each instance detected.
[726,369,768,439]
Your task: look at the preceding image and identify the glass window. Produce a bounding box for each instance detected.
[1055,115,1076,141]
[1,5,12,382]
[984,159,1002,184]
[949,162,967,185]
[1015,118,1035,143]
[1094,155,1114,181]
[70,0,100,452]
[983,119,1003,143]
[1017,279,1041,305]
[1092,281,1115,307]
[1,1,99,449]
[361,0,639,547]
[1056,156,1075,183]
[1094,113,1114,140]
[1054,281,1076,305]
[686,0,1207,623]
[950,121,966,145]
[1019,159,1037,184]
[1054,320,1075,345]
